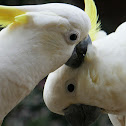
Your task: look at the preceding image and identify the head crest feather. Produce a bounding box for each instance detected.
[0,6,27,27]
[84,0,101,41]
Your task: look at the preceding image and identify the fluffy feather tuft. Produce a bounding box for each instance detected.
[84,0,101,41]
[0,6,27,27]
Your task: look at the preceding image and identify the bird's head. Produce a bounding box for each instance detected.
[43,62,101,126]
[0,3,92,72]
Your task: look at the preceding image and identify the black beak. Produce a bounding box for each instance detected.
[64,104,101,126]
[65,35,92,68]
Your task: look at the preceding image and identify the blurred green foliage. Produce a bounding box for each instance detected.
[0,0,126,126]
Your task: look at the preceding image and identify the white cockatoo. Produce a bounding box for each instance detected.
[0,2,92,125]
[43,6,126,126]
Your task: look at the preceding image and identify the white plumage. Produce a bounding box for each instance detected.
[0,3,91,124]
[44,22,126,126]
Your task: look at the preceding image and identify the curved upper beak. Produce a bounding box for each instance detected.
[63,104,101,126]
[65,35,92,68]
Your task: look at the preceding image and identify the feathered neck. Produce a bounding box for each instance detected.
[0,26,55,89]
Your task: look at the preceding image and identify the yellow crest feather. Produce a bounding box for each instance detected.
[0,6,27,27]
[84,0,101,41]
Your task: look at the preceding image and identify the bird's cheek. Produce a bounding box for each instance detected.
[58,96,79,115]
[45,95,69,115]
[76,80,90,101]
[85,44,97,62]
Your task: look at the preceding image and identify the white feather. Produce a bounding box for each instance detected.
[43,22,126,118]
[0,3,91,124]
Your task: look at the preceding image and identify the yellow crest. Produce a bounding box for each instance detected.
[84,0,101,41]
[0,6,28,27]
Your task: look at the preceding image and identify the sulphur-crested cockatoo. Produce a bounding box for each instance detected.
[44,22,126,126]
[43,0,106,125]
[43,4,126,126]
[0,2,92,125]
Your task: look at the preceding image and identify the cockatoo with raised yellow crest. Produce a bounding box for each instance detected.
[43,0,126,126]
[0,2,93,125]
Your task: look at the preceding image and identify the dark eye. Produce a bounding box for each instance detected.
[67,84,75,92]
[70,34,78,41]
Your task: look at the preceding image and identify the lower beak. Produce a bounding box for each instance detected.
[65,35,92,68]
[63,104,101,126]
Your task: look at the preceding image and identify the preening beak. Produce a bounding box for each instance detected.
[65,35,92,68]
[64,104,101,126]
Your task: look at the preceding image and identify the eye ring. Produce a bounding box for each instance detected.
[67,84,75,92]
[66,31,80,44]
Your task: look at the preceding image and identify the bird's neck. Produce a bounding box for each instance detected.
[0,27,63,91]
[0,26,68,121]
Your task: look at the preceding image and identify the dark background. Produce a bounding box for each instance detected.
[1,0,126,126]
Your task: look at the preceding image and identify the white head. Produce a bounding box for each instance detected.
[43,56,102,126]
[0,4,91,75]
